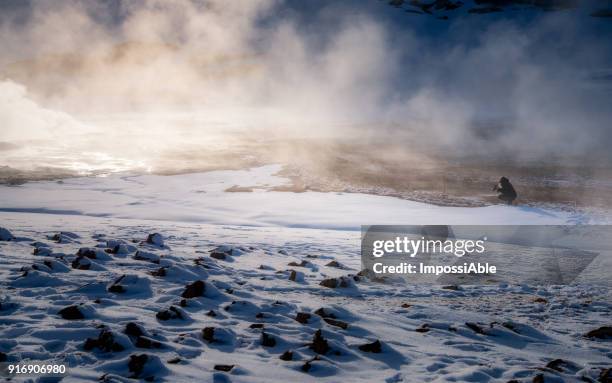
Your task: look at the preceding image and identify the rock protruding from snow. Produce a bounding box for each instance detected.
[310,330,329,354]
[156,306,184,321]
[84,330,125,353]
[319,276,352,288]
[181,280,205,299]
[0,227,14,241]
[261,332,276,347]
[146,233,164,247]
[358,340,382,353]
[58,305,85,320]
[295,312,311,324]
[585,326,612,339]
[133,250,160,264]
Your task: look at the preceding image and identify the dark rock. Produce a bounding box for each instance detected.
[466,322,486,335]
[295,312,311,324]
[288,270,298,281]
[77,248,98,259]
[314,308,336,319]
[71,256,91,270]
[324,318,348,329]
[84,330,125,352]
[150,267,167,277]
[156,306,183,321]
[108,284,125,293]
[546,359,568,372]
[210,252,227,260]
[280,350,293,361]
[167,357,181,364]
[0,352,6,362]
[255,312,264,319]
[250,323,264,329]
[532,373,544,383]
[181,280,205,299]
[128,354,148,378]
[202,327,216,343]
[358,339,382,353]
[309,330,329,354]
[301,361,312,372]
[261,332,276,347]
[401,303,411,308]
[58,305,85,320]
[214,364,234,372]
[442,285,460,291]
[206,310,217,317]
[415,324,430,333]
[287,260,309,267]
[179,299,187,307]
[533,297,548,304]
[125,322,144,338]
[585,326,612,339]
[135,336,162,349]
[599,368,611,383]
[133,251,160,264]
[146,233,164,246]
[325,260,341,268]
[320,278,338,288]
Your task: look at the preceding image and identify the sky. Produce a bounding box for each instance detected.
[0,0,611,171]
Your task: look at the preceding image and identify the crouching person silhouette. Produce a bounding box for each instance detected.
[493,177,517,205]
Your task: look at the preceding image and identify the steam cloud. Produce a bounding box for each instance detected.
[0,0,611,173]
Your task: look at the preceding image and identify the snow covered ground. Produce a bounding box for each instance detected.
[0,166,611,382]
[0,165,603,229]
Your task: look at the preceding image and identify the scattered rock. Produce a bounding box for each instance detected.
[108,275,127,293]
[125,322,145,338]
[135,336,162,349]
[261,332,276,347]
[401,303,411,308]
[415,324,430,333]
[309,330,329,354]
[84,330,125,352]
[133,251,160,264]
[324,318,348,329]
[110,244,130,255]
[287,260,309,267]
[156,306,183,321]
[0,227,14,241]
[325,260,342,268]
[301,361,312,372]
[58,305,85,320]
[314,308,336,319]
[179,299,187,307]
[280,350,293,361]
[320,276,351,288]
[71,256,91,270]
[202,327,216,343]
[358,339,382,353]
[545,359,569,372]
[295,312,311,324]
[465,322,486,335]
[146,233,164,247]
[0,352,7,362]
[214,364,234,372]
[33,247,52,256]
[150,267,167,277]
[533,297,548,304]
[167,357,181,364]
[206,310,217,317]
[289,270,298,281]
[532,373,544,383]
[249,323,264,329]
[585,326,612,339]
[128,354,148,378]
[210,252,227,260]
[181,280,205,299]
[77,248,98,259]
